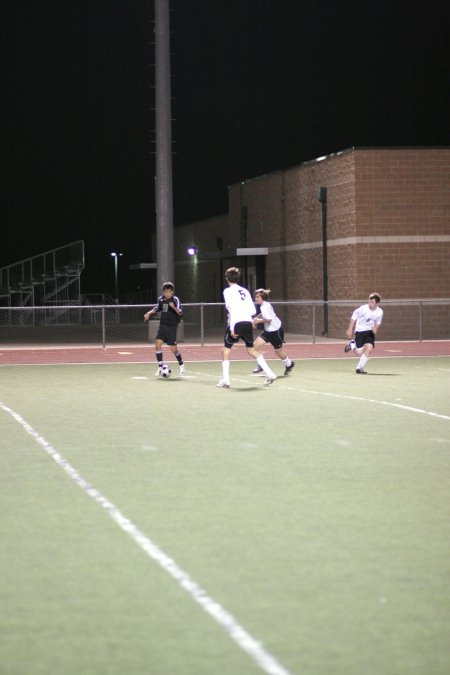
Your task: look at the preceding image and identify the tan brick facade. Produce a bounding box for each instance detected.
[174,148,450,322]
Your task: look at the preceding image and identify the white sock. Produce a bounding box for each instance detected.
[358,354,369,370]
[222,360,230,381]
[257,354,276,379]
[283,357,292,367]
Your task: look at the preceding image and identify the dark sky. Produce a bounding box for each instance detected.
[1,0,448,294]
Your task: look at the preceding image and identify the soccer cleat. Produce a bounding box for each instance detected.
[356,368,367,374]
[252,365,263,373]
[155,367,162,377]
[284,361,295,376]
[264,376,277,386]
[344,340,356,353]
[217,379,230,388]
[179,364,185,376]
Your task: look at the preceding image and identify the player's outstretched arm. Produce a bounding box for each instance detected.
[144,309,156,322]
[345,319,355,339]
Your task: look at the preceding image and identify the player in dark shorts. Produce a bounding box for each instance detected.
[344,293,383,373]
[144,282,184,376]
[218,267,277,387]
[252,288,295,376]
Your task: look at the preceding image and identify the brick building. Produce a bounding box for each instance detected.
[174,147,450,336]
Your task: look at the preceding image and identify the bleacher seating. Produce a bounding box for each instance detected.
[0,241,85,307]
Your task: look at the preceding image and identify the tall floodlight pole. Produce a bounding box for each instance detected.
[154,0,174,289]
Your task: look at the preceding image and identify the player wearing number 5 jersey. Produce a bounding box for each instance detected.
[217,267,277,388]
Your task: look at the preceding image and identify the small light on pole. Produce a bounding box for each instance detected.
[187,246,197,256]
[110,252,123,304]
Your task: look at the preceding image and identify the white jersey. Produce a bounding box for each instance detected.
[223,284,256,331]
[352,303,383,332]
[259,300,281,332]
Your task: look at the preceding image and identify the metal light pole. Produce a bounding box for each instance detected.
[155,0,174,289]
[316,187,328,335]
[110,252,123,304]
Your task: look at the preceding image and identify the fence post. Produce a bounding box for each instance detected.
[419,300,422,342]
[200,303,204,346]
[312,303,316,344]
[102,306,106,349]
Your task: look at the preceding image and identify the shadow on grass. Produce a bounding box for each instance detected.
[367,373,401,376]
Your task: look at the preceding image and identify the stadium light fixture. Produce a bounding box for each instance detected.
[187,246,197,256]
[110,252,123,304]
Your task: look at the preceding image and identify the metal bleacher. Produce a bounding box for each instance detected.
[0,241,85,307]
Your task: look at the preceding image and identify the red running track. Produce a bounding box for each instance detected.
[1,341,449,366]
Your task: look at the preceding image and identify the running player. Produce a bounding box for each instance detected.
[251,288,295,376]
[344,293,383,374]
[144,282,184,376]
[218,268,277,387]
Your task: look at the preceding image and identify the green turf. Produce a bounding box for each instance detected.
[1,357,450,674]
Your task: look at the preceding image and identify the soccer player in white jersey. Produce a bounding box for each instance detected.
[344,293,383,374]
[252,288,295,376]
[217,267,277,387]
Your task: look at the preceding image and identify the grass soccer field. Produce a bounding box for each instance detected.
[1,356,450,675]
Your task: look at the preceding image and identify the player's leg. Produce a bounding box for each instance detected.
[154,338,165,375]
[169,342,184,375]
[346,331,365,358]
[251,336,265,373]
[247,346,277,384]
[270,329,294,375]
[241,323,276,383]
[217,345,232,387]
[218,329,236,387]
[274,346,295,375]
[356,343,373,373]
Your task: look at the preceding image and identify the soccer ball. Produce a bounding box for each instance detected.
[161,364,171,378]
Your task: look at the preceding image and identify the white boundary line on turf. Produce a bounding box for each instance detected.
[277,385,450,421]
[2,353,450,368]
[0,400,292,675]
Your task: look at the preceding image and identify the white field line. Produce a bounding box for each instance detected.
[0,400,292,675]
[191,370,450,420]
[1,353,450,369]
[276,385,450,421]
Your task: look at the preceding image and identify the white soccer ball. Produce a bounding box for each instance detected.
[161,364,171,378]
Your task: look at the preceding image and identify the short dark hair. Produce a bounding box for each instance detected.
[225,267,240,284]
[369,293,381,303]
[162,282,174,291]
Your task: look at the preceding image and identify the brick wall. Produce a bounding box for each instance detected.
[174,147,450,337]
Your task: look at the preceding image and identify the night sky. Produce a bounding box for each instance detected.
[1,0,448,295]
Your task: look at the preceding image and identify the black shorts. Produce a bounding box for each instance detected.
[224,321,254,348]
[155,324,178,346]
[355,330,375,349]
[259,327,285,350]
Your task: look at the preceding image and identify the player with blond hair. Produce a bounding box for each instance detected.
[251,288,295,376]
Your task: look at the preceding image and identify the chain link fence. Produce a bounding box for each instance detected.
[0,300,449,347]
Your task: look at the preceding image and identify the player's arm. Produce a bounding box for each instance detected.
[372,322,381,335]
[345,318,356,339]
[252,312,263,326]
[144,301,161,321]
[169,298,182,316]
[253,312,270,326]
[144,307,157,321]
